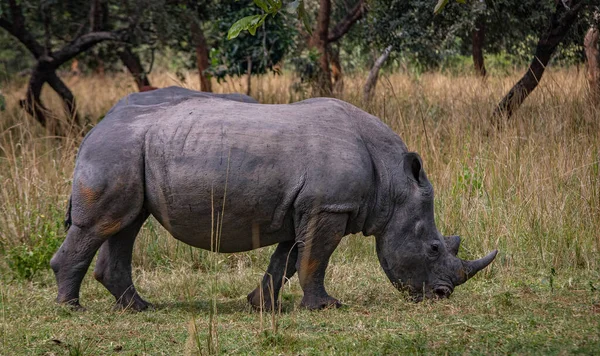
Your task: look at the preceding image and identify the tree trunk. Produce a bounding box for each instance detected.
[472,17,487,77]
[584,11,600,103]
[330,46,344,95]
[312,0,332,96]
[118,48,151,91]
[493,0,584,121]
[246,56,252,96]
[191,20,212,92]
[363,45,393,103]
[19,64,50,129]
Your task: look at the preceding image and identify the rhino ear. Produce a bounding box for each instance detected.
[404,152,424,183]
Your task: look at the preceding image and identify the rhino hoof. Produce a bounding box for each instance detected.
[113,296,153,312]
[300,296,342,310]
[247,288,278,311]
[57,298,86,311]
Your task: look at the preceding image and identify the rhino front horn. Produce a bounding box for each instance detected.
[459,249,498,283]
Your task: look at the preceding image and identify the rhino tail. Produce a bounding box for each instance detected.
[64,196,72,231]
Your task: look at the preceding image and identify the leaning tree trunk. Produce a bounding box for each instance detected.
[191,21,212,92]
[493,0,584,121]
[472,17,487,78]
[363,45,393,103]
[118,48,151,91]
[584,10,600,103]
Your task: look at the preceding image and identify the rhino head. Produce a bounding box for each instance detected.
[375,152,497,301]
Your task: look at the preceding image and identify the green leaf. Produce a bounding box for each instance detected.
[227,14,265,39]
[248,14,268,35]
[253,0,270,13]
[297,0,312,34]
[434,0,450,14]
[266,0,282,13]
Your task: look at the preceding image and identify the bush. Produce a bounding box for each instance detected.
[6,208,64,280]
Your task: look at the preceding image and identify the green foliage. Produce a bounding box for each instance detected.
[206,0,295,80]
[229,0,310,39]
[0,29,33,81]
[6,207,63,280]
[3,204,65,280]
[363,0,592,71]
[228,14,268,39]
[434,0,466,15]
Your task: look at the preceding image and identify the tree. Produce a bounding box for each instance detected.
[0,0,126,134]
[493,0,589,120]
[0,0,165,134]
[205,0,295,95]
[309,0,366,96]
[234,0,366,96]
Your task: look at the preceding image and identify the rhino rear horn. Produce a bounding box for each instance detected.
[444,235,460,256]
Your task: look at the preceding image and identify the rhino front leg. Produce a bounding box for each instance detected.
[50,225,107,309]
[93,212,151,311]
[295,212,347,310]
[248,240,298,311]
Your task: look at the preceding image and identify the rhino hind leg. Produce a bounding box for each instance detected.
[295,212,347,310]
[248,240,298,311]
[93,211,151,311]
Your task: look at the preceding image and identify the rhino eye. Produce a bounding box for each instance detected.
[429,243,440,257]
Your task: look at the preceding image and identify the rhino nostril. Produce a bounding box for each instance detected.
[434,287,451,299]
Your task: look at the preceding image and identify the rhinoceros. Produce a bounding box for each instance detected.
[50,86,497,311]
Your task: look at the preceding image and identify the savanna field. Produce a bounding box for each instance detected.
[0,69,599,354]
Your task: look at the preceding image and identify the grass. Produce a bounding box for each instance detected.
[0,67,599,354]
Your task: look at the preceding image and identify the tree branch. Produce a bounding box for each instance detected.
[1,1,45,58]
[46,72,81,127]
[328,0,366,43]
[52,31,124,67]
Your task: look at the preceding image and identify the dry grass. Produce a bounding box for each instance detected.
[1,68,598,270]
[0,68,599,354]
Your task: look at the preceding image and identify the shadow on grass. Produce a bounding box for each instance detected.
[154,298,301,315]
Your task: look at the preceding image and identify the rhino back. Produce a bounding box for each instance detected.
[106,86,257,117]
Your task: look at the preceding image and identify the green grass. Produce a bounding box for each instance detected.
[0,239,599,355]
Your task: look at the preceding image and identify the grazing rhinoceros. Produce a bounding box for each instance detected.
[50,86,497,311]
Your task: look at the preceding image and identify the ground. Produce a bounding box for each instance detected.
[1,235,599,355]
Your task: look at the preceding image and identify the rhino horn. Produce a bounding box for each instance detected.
[457,249,498,285]
[444,235,461,256]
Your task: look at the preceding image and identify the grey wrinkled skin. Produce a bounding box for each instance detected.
[50,86,497,311]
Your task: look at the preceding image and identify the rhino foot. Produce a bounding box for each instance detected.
[113,295,153,312]
[300,295,342,310]
[247,288,279,312]
[57,298,86,311]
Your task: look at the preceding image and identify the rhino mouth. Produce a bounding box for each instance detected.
[432,284,453,299]
[406,283,454,302]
